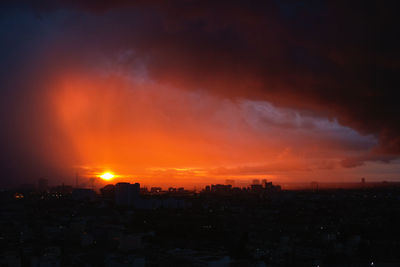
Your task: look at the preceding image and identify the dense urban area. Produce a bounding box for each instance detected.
[1,179,400,266]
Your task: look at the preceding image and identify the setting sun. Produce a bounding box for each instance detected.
[99,172,114,181]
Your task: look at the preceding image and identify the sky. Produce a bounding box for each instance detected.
[0,0,399,188]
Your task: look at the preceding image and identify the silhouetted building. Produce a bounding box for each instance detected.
[168,187,177,193]
[265,181,273,189]
[211,184,232,193]
[250,184,263,192]
[51,184,73,195]
[252,179,260,185]
[177,187,185,193]
[150,187,162,193]
[115,182,140,206]
[261,179,267,187]
[72,188,96,201]
[100,184,115,199]
[38,178,49,192]
[140,187,149,194]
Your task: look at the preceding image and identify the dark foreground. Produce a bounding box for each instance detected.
[1,187,400,266]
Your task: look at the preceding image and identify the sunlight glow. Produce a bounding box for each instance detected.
[100,172,114,181]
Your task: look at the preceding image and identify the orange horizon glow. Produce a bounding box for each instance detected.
[40,71,398,187]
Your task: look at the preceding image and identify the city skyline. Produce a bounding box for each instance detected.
[4,175,399,266]
[1,2,400,266]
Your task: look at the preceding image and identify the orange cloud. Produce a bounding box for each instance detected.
[40,68,381,187]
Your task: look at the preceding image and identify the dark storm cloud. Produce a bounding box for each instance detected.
[39,0,399,158]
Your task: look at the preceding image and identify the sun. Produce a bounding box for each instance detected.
[99,172,114,181]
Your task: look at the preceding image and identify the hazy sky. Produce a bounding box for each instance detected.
[1,1,399,187]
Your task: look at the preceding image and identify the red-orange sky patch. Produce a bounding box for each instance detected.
[42,69,393,188]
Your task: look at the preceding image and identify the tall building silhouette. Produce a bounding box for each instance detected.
[115,182,140,206]
[261,179,267,187]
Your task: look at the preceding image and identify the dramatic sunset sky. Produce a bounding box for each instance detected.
[1,1,399,188]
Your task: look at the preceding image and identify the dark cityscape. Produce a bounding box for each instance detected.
[1,179,400,266]
[1,0,400,266]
